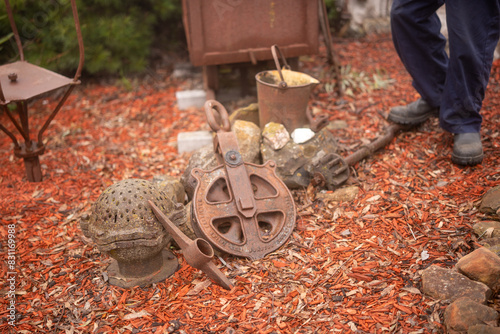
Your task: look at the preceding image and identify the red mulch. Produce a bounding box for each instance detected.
[1,33,499,333]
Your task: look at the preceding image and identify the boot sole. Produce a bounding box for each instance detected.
[451,152,484,166]
[387,110,437,126]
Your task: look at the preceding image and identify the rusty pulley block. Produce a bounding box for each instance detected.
[190,100,296,260]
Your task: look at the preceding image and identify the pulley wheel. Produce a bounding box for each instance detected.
[190,161,296,260]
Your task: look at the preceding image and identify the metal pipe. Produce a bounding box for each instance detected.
[18,102,30,145]
[318,0,343,96]
[311,123,403,189]
[0,120,20,149]
[37,85,75,144]
[70,0,85,81]
[344,124,402,166]
[4,0,24,61]
[0,79,7,103]
[4,105,29,143]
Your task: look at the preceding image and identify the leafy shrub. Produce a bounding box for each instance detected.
[0,0,183,76]
[323,0,350,35]
[0,0,345,76]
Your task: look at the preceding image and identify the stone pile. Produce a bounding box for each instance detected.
[421,186,500,334]
[181,104,344,194]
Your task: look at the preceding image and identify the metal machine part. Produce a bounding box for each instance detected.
[312,124,403,189]
[307,108,330,133]
[312,153,350,190]
[190,100,296,260]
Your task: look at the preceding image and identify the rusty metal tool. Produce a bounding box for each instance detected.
[312,124,403,189]
[318,0,343,96]
[149,200,233,290]
[311,153,350,190]
[190,100,296,260]
[0,0,84,182]
[307,108,330,132]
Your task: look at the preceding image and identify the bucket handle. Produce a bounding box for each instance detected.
[271,45,290,89]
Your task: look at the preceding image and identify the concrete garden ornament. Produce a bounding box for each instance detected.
[82,179,180,288]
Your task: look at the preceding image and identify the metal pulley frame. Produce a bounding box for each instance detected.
[190,100,296,260]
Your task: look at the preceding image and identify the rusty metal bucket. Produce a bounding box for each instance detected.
[256,45,319,132]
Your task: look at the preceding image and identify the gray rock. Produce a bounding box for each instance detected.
[316,186,359,203]
[229,103,259,127]
[261,127,339,189]
[480,237,500,257]
[172,62,200,79]
[479,186,500,215]
[180,145,218,200]
[327,119,349,130]
[152,175,186,204]
[262,122,290,150]
[473,221,500,239]
[232,120,262,164]
[421,265,492,304]
[456,247,500,293]
[180,201,196,241]
[444,297,498,334]
[291,128,315,144]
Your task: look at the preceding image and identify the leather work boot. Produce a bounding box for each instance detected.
[388,99,438,125]
[452,133,483,166]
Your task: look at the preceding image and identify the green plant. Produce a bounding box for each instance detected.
[0,12,13,51]
[324,65,395,97]
[324,0,339,23]
[323,0,349,35]
[0,0,184,76]
[0,11,15,60]
[0,32,13,51]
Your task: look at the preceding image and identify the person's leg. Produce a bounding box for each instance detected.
[440,0,500,134]
[443,0,500,165]
[390,0,446,107]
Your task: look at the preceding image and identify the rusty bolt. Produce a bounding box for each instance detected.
[311,172,326,187]
[8,73,18,82]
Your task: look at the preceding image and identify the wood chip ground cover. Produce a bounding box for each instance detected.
[1,33,499,333]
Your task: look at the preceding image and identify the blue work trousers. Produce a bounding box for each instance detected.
[391,0,500,133]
